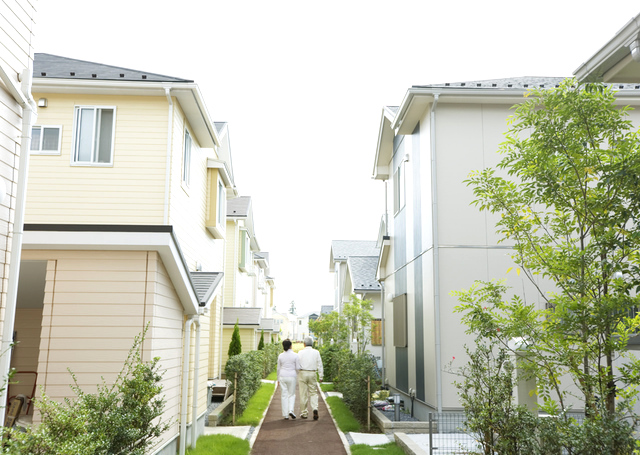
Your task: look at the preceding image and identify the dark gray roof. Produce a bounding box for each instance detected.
[331,240,379,261]
[413,77,566,90]
[348,256,381,292]
[33,53,193,83]
[227,196,251,217]
[190,272,224,306]
[223,307,262,326]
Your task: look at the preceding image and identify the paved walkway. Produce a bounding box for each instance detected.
[251,382,348,455]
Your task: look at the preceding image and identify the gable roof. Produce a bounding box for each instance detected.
[32,53,220,149]
[330,240,379,268]
[223,307,262,326]
[347,256,382,293]
[190,271,224,307]
[34,53,192,83]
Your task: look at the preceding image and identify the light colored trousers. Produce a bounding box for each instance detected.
[298,370,318,417]
[279,376,296,417]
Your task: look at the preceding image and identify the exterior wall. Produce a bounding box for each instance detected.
[208,296,222,379]
[11,308,42,410]
[224,221,239,307]
[381,100,548,417]
[166,103,223,273]
[26,93,169,225]
[0,0,36,342]
[19,249,203,450]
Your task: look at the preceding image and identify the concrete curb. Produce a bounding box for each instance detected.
[394,432,429,455]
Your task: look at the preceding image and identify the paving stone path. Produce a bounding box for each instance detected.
[251,383,347,455]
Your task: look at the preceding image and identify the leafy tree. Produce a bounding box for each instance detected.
[309,311,348,346]
[228,320,242,357]
[343,294,373,355]
[257,330,265,351]
[457,79,640,450]
[8,328,169,454]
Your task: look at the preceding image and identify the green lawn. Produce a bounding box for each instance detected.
[185,434,249,455]
[266,370,277,381]
[235,381,275,426]
[320,382,334,392]
[326,396,360,432]
[350,443,406,455]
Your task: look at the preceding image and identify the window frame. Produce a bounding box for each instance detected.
[30,125,62,155]
[71,105,116,167]
[393,161,406,215]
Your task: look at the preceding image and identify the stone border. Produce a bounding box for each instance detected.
[394,432,429,455]
[371,407,435,434]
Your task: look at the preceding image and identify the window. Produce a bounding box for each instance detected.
[393,162,405,214]
[216,180,225,226]
[371,319,382,346]
[183,130,192,186]
[30,126,61,154]
[393,294,407,347]
[72,107,115,165]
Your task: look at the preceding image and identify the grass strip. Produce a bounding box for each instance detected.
[185,434,250,455]
[266,370,277,381]
[320,382,334,392]
[326,396,360,432]
[350,443,406,455]
[235,381,276,426]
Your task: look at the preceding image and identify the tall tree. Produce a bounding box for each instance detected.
[257,330,265,350]
[343,294,374,355]
[458,79,640,422]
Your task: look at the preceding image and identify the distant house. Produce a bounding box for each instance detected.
[329,240,382,361]
[221,307,262,370]
[16,53,236,454]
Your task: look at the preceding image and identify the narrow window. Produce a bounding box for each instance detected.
[183,130,192,185]
[216,180,225,226]
[393,294,407,347]
[72,107,115,165]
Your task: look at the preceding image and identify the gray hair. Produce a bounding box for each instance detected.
[304,336,313,346]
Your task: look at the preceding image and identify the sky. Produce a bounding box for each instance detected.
[35,0,640,315]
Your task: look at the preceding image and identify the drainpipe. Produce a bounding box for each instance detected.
[0,67,36,427]
[179,315,199,455]
[430,94,443,413]
[380,281,386,388]
[191,315,201,448]
[163,87,173,224]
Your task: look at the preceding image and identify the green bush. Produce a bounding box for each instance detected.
[7,329,169,455]
[228,320,242,357]
[224,350,263,415]
[261,342,279,378]
[257,331,264,350]
[337,353,379,421]
[319,342,350,383]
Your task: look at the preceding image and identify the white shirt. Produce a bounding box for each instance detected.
[277,349,300,378]
[297,346,323,379]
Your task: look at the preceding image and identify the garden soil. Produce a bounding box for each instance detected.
[251,383,347,455]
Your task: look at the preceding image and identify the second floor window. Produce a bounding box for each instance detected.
[31,125,61,155]
[183,130,192,186]
[72,106,115,165]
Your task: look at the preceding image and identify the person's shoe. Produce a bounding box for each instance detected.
[313,409,318,420]
[284,416,289,420]
[301,414,308,419]
[289,412,296,419]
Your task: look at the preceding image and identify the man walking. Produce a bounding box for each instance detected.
[297,336,323,420]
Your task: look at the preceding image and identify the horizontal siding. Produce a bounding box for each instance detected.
[25,93,169,225]
[10,309,41,411]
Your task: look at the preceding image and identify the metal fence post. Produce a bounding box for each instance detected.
[429,412,434,455]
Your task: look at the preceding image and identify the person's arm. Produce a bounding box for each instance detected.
[277,355,282,379]
[317,351,324,381]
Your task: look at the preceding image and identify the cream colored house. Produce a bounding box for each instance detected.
[0,0,37,426]
[14,54,236,455]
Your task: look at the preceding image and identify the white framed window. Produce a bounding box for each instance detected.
[393,162,406,215]
[71,106,115,165]
[182,129,192,186]
[216,179,225,226]
[30,125,62,155]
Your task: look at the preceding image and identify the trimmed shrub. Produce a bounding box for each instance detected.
[228,320,242,357]
[257,331,265,350]
[319,342,350,383]
[261,342,279,378]
[337,353,379,421]
[225,350,264,415]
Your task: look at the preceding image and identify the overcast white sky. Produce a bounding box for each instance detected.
[34,1,640,315]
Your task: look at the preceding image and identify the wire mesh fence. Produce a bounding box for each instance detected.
[426,412,479,455]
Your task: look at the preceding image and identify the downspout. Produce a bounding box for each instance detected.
[380,281,386,388]
[163,87,173,224]
[179,315,198,455]
[0,67,36,427]
[430,94,443,413]
[191,316,201,448]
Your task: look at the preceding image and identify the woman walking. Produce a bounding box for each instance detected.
[277,339,300,420]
